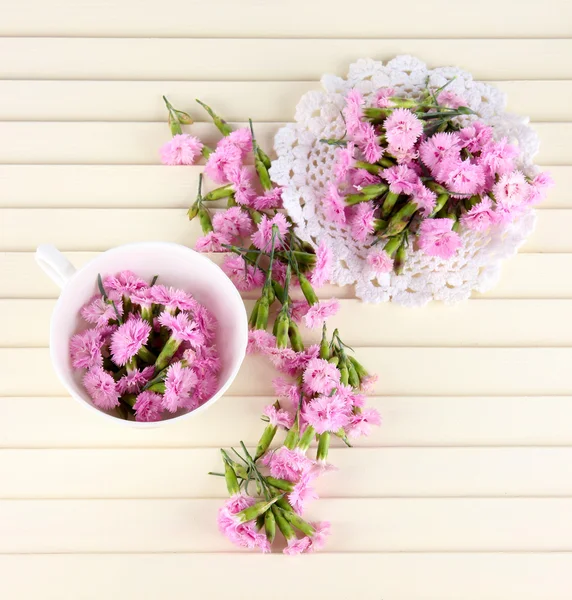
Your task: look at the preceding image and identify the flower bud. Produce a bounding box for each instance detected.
[255,155,273,190]
[248,299,260,328]
[187,202,199,220]
[347,360,360,388]
[283,510,316,537]
[154,336,182,371]
[195,99,232,136]
[254,295,270,330]
[348,356,368,380]
[223,453,240,496]
[147,381,166,394]
[174,109,193,125]
[204,184,234,201]
[235,496,282,524]
[284,423,299,450]
[389,97,417,109]
[381,192,400,219]
[288,320,304,352]
[384,201,418,237]
[355,160,382,174]
[394,243,407,275]
[316,431,331,461]
[297,424,315,451]
[430,193,449,216]
[298,273,318,306]
[339,365,349,386]
[383,234,404,258]
[266,477,295,492]
[272,505,296,541]
[198,205,213,234]
[254,423,277,460]
[328,356,339,367]
[275,312,290,349]
[264,509,276,543]
[257,147,272,170]
[320,325,330,360]
[363,107,392,120]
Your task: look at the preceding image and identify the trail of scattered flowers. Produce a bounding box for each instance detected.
[160,97,381,553]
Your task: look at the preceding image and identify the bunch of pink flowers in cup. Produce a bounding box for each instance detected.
[70,271,220,422]
[320,83,553,274]
[159,97,380,553]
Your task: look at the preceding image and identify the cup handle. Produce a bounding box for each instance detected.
[35,244,77,290]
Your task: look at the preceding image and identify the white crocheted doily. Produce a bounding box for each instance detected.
[270,55,541,306]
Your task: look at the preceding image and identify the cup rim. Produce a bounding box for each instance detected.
[49,241,248,428]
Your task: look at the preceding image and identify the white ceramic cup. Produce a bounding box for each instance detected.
[35,242,248,428]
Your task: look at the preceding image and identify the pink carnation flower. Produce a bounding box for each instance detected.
[192,344,221,375]
[303,299,340,330]
[261,446,315,482]
[204,142,243,184]
[284,536,311,555]
[322,182,347,224]
[412,185,437,216]
[104,271,148,297]
[247,329,277,354]
[367,249,394,275]
[460,197,498,231]
[222,255,264,291]
[334,142,356,183]
[438,159,485,196]
[480,138,519,178]
[217,494,271,553]
[194,231,231,252]
[307,521,331,552]
[290,299,310,324]
[251,213,290,251]
[417,218,462,260]
[83,366,120,410]
[263,404,294,429]
[437,90,466,109]
[349,202,376,242]
[346,407,382,438]
[70,328,104,369]
[303,357,340,395]
[355,122,383,164]
[160,134,203,166]
[288,475,319,514]
[375,87,395,108]
[227,165,257,206]
[158,311,204,347]
[189,371,218,406]
[493,171,530,209]
[419,132,461,171]
[384,108,423,152]
[458,122,493,154]
[163,361,198,412]
[382,164,421,195]
[310,241,333,288]
[117,365,155,395]
[212,206,253,239]
[343,89,365,137]
[349,168,380,190]
[303,391,353,434]
[130,287,155,310]
[133,390,163,422]
[110,317,152,367]
[80,295,123,328]
[253,187,283,211]
[527,171,555,204]
[222,127,252,157]
[272,377,302,408]
[150,285,197,313]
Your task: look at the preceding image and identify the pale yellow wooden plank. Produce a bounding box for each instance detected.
[1,553,571,600]
[3,448,572,498]
[0,39,571,81]
[1,164,568,209]
[1,0,570,37]
[3,251,571,300]
[3,396,572,448]
[5,298,572,348]
[2,348,570,397]
[1,80,571,122]
[0,208,567,252]
[2,499,572,552]
[0,122,564,164]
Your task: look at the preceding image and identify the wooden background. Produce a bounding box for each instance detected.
[0,1,571,598]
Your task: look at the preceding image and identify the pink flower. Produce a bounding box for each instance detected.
[163,361,198,412]
[193,344,221,375]
[303,391,353,434]
[83,366,120,410]
[493,171,530,208]
[412,185,437,216]
[227,165,257,206]
[360,374,378,393]
[461,197,498,231]
[253,187,283,211]
[189,371,218,406]
[382,164,421,195]
[251,213,290,251]
[158,311,204,347]
[160,134,203,166]
[346,408,382,438]
[284,536,311,555]
[212,206,253,239]
[80,295,123,328]
[263,404,294,429]
[322,182,347,224]
[217,494,270,553]
[307,521,331,552]
[261,446,314,482]
[152,285,197,313]
[191,304,217,344]
[349,168,380,190]
[375,87,395,108]
[367,249,394,274]
[223,127,252,157]
[419,132,461,171]
[303,357,340,395]
[273,377,302,407]
[117,365,155,395]
[343,89,365,137]
[349,202,376,242]
[104,271,148,296]
[288,475,319,514]
[458,122,493,154]
[222,255,264,291]
[247,329,276,354]
[417,218,462,260]
[310,241,332,288]
[479,138,519,178]
[438,159,485,196]
[194,231,231,252]
[110,317,152,366]
[130,287,155,310]
[265,346,300,375]
[355,122,383,163]
[133,390,163,422]
[527,171,554,204]
[384,108,423,152]
[303,299,339,329]
[437,90,466,109]
[204,143,243,184]
[70,328,104,369]
[334,142,356,183]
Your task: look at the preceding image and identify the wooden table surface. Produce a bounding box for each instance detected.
[1,1,572,598]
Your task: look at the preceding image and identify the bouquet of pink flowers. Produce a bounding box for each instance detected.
[321,83,553,275]
[160,98,380,553]
[70,271,219,421]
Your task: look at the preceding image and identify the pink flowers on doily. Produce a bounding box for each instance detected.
[70,272,220,422]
